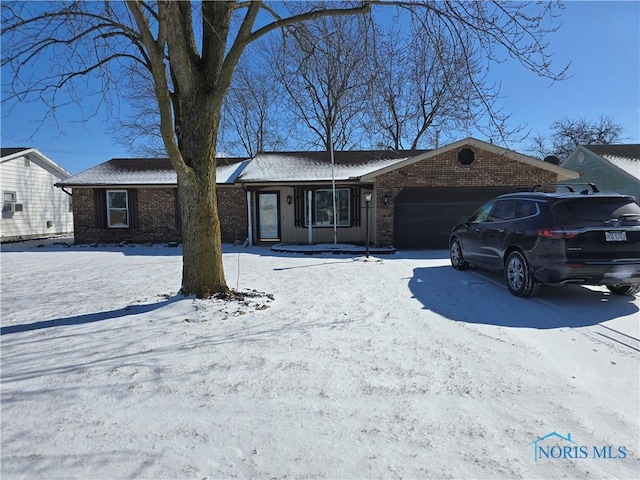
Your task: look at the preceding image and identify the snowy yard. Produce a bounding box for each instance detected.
[1,239,638,479]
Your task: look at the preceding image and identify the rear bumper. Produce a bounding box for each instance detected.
[534,261,640,286]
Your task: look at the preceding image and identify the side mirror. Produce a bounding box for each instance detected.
[460,216,470,224]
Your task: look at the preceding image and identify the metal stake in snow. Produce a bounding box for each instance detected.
[329,121,337,245]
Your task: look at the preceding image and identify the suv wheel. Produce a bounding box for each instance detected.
[450,238,468,270]
[505,251,540,297]
[607,284,640,296]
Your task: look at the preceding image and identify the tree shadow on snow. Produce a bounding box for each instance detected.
[0,295,183,336]
[409,265,639,329]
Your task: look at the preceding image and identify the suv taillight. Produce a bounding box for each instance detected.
[536,228,577,239]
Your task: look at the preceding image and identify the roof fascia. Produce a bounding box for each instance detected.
[55,179,243,188]
[239,179,369,187]
[54,182,178,189]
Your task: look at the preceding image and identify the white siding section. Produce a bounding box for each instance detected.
[1,153,73,241]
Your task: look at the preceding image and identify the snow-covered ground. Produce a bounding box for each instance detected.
[1,239,638,479]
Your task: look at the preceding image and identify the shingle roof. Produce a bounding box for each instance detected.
[57,157,249,186]
[55,138,581,187]
[238,150,428,182]
[584,144,640,180]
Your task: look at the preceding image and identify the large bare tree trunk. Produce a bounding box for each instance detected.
[176,96,229,297]
[178,170,227,298]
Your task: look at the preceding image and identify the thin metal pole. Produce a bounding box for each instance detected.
[365,199,370,258]
[329,121,337,245]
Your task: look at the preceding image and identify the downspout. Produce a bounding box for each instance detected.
[246,190,253,246]
[60,187,73,197]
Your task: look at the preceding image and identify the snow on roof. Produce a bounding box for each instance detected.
[57,157,248,187]
[238,150,426,182]
[584,144,640,180]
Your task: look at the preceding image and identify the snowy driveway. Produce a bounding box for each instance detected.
[1,242,639,479]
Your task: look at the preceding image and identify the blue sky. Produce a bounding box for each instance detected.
[1,1,639,174]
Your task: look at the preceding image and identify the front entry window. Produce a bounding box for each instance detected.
[308,189,350,226]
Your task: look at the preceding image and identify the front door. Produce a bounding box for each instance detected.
[257,192,280,242]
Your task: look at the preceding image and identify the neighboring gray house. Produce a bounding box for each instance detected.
[561,145,640,201]
[1,147,74,242]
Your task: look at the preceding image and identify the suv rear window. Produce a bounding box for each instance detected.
[552,197,640,223]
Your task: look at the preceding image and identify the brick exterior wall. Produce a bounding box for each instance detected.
[374,145,558,246]
[218,185,248,243]
[73,185,247,244]
[71,146,557,246]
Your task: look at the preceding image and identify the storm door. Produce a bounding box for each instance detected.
[257,192,280,241]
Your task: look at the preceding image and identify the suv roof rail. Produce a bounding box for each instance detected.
[510,184,571,193]
[528,183,600,194]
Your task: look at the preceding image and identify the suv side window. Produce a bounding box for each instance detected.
[514,200,538,219]
[469,201,495,223]
[490,200,516,221]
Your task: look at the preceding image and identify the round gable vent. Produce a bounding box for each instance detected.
[577,152,585,164]
[457,148,475,165]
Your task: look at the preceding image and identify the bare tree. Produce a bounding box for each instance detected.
[107,64,166,157]
[271,13,373,151]
[2,1,568,298]
[220,50,288,157]
[365,16,492,150]
[529,115,624,159]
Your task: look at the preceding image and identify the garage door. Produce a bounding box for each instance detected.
[393,187,513,249]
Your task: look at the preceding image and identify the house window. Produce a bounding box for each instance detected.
[3,191,17,213]
[306,188,350,226]
[106,190,129,228]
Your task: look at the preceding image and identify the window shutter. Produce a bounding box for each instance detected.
[94,189,107,229]
[351,186,361,227]
[294,188,304,228]
[174,189,182,230]
[128,189,139,229]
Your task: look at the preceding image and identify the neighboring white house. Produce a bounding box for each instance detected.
[1,147,74,242]
[560,144,640,202]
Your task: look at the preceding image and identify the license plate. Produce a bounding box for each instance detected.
[605,231,627,242]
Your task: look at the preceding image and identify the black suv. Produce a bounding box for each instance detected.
[449,186,640,297]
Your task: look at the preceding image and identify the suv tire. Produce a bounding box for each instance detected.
[450,238,468,270]
[607,284,640,296]
[505,251,540,297]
